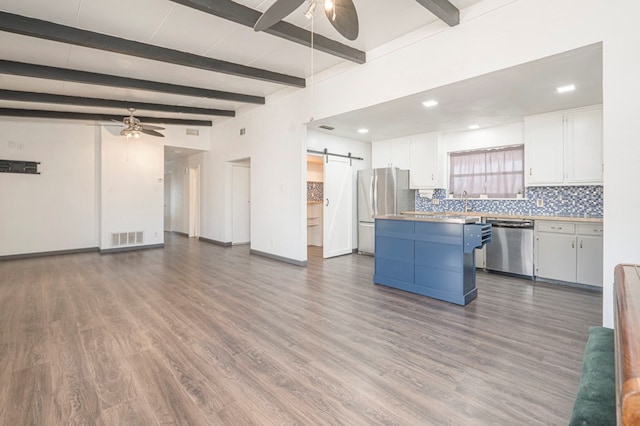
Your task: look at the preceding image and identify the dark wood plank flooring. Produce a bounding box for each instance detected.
[0,234,602,425]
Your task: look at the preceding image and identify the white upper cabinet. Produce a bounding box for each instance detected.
[371,137,410,170]
[524,112,565,185]
[409,132,440,189]
[525,105,603,186]
[566,107,603,184]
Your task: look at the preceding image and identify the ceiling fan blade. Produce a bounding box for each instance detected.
[254,0,305,32]
[140,123,165,130]
[325,0,359,41]
[140,129,165,138]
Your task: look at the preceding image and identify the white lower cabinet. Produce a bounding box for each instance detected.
[576,224,604,287]
[535,221,603,287]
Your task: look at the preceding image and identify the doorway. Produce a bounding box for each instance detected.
[232,164,251,245]
[188,167,200,238]
[164,172,172,232]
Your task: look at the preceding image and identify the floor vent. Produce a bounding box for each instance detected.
[111,231,144,247]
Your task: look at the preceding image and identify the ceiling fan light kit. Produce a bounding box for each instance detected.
[121,128,141,139]
[117,108,165,139]
[255,0,359,41]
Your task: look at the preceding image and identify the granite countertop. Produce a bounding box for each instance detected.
[400,211,604,224]
[375,214,481,224]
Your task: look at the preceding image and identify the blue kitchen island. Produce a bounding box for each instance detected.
[374,215,491,305]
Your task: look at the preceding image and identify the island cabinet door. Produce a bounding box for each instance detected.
[413,222,464,293]
[375,220,415,284]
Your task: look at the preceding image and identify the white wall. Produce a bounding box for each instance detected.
[601,0,640,327]
[0,117,210,256]
[307,130,372,250]
[99,129,164,249]
[443,122,523,152]
[0,118,98,256]
[100,124,210,248]
[310,0,604,121]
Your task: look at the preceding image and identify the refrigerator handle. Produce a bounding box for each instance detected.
[372,175,377,216]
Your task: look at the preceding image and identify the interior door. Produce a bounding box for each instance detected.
[323,156,353,258]
[164,173,172,232]
[188,168,200,238]
[232,165,251,244]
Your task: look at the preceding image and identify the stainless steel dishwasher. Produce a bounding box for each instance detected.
[485,218,534,278]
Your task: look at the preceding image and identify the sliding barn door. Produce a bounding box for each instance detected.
[323,156,353,258]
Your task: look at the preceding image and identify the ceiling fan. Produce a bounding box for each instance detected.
[254,0,359,41]
[117,108,165,138]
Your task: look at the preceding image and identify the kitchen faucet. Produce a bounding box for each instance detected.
[462,190,471,212]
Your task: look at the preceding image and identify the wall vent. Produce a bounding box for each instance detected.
[186,128,199,136]
[111,231,144,247]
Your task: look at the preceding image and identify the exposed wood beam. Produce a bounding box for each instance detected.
[168,0,366,64]
[0,60,265,104]
[414,0,460,26]
[0,89,235,117]
[0,108,213,126]
[0,11,305,88]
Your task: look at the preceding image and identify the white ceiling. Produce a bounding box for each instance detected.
[310,43,603,141]
[0,0,481,124]
[0,0,602,144]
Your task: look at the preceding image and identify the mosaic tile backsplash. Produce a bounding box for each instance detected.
[307,181,323,203]
[415,186,603,217]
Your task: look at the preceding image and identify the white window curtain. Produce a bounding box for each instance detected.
[449,145,524,198]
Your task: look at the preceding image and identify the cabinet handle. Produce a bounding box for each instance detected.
[580,240,583,249]
[431,174,435,181]
[529,168,532,176]
[326,198,329,207]
[572,240,575,249]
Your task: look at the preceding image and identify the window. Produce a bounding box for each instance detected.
[449,145,524,198]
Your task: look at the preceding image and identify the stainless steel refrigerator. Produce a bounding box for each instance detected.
[357,168,415,255]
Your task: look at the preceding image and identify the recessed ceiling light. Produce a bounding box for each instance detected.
[468,124,480,130]
[422,100,438,108]
[557,84,576,93]
[358,128,369,134]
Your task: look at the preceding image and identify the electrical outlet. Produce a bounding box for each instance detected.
[432,198,440,205]
[536,199,544,207]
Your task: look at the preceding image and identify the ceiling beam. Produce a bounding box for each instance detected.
[0,89,235,117]
[0,60,265,104]
[168,0,366,64]
[0,11,305,88]
[414,0,460,26]
[0,108,213,126]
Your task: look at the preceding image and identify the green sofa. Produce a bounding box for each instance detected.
[568,326,616,426]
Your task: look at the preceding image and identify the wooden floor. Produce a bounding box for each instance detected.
[0,234,602,425]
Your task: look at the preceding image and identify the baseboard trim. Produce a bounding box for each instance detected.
[0,247,99,261]
[100,243,164,254]
[534,277,603,292]
[172,231,189,237]
[250,249,307,267]
[198,237,232,247]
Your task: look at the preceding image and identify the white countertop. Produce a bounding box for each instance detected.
[400,211,603,224]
